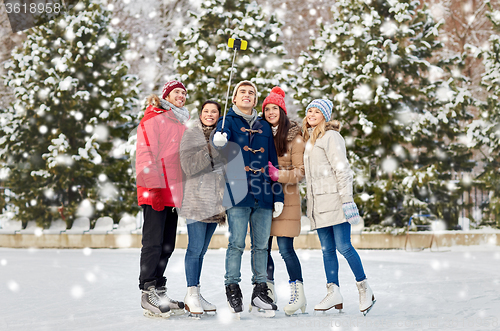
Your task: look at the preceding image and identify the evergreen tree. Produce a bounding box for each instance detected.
[470,1,500,228]
[0,0,140,228]
[172,0,294,112]
[295,0,474,228]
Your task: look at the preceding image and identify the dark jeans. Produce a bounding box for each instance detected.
[185,221,217,287]
[316,222,366,286]
[267,236,303,282]
[139,205,178,290]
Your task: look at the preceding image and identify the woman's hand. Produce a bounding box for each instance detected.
[268,161,279,181]
[342,201,361,225]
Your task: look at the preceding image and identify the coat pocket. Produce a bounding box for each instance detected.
[312,177,338,195]
[315,192,341,213]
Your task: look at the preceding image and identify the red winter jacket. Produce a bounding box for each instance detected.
[136,105,186,208]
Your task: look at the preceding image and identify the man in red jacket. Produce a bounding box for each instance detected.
[135,80,189,318]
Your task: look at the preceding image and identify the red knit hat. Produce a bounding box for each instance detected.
[262,86,286,114]
[161,80,186,100]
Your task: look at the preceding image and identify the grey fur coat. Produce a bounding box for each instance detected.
[179,119,226,224]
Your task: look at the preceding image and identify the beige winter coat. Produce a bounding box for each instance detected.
[179,120,226,224]
[270,122,305,238]
[304,123,354,230]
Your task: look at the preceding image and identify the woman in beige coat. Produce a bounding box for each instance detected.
[303,99,375,316]
[263,87,306,316]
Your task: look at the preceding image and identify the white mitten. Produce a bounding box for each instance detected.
[213,132,228,147]
[273,202,284,218]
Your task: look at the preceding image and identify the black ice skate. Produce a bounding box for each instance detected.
[249,282,277,317]
[156,285,185,316]
[225,283,243,318]
[141,281,171,319]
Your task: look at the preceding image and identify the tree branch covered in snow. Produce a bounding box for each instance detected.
[295,0,475,228]
[0,0,141,227]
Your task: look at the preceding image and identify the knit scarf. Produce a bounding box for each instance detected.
[201,121,216,142]
[160,99,190,124]
[233,105,258,128]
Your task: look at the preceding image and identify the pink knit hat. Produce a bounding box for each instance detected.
[262,86,287,114]
[161,80,186,100]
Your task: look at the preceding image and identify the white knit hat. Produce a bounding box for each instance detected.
[232,80,258,107]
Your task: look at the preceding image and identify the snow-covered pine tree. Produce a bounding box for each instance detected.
[0,0,140,228]
[469,1,500,228]
[295,0,474,228]
[172,0,294,113]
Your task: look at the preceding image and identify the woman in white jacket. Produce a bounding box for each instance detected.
[302,99,375,316]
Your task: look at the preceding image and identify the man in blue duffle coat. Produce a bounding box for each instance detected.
[212,80,284,315]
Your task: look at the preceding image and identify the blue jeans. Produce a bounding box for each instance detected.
[225,200,273,285]
[316,222,366,286]
[267,236,303,282]
[185,221,217,287]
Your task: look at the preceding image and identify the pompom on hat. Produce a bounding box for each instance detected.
[262,86,287,114]
[305,99,334,122]
[161,80,186,100]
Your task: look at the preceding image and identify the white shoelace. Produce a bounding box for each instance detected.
[319,288,334,305]
[358,284,367,304]
[148,291,161,307]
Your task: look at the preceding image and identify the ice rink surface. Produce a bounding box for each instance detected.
[1,245,499,331]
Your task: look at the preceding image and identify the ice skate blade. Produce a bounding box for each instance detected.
[249,306,276,318]
[284,305,307,316]
[170,308,186,316]
[203,311,217,316]
[285,312,309,317]
[313,308,343,316]
[187,312,203,320]
[143,309,171,319]
[362,299,376,316]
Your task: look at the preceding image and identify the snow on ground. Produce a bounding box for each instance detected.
[1,246,499,331]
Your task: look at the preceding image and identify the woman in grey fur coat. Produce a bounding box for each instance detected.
[179,100,226,315]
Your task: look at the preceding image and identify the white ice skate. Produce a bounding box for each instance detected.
[356,279,376,316]
[266,280,276,304]
[284,280,307,316]
[184,286,203,319]
[197,285,216,315]
[314,283,343,316]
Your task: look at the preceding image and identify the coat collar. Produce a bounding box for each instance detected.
[325,121,340,132]
[286,121,302,142]
[252,118,263,131]
[144,104,165,116]
[143,105,180,124]
[227,108,265,130]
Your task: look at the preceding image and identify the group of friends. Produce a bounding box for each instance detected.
[134,79,376,319]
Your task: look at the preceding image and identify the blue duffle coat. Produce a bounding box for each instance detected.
[212,108,284,209]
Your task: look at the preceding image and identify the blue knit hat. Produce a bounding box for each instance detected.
[305,99,333,122]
